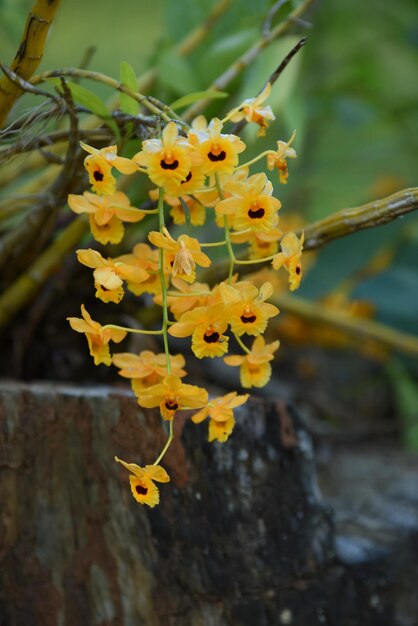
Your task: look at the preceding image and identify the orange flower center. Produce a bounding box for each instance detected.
[93,169,104,181]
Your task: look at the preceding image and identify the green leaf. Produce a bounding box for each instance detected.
[170,90,228,110]
[179,196,191,233]
[48,78,120,139]
[119,61,140,115]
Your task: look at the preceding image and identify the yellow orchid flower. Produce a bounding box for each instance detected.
[267,130,297,184]
[112,351,186,397]
[76,249,149,303]
[80,142,138,195]
[67,304,126,365]
[224,336,280,388]
[191,392,249,442]
[133,121,202,189]
[216,172,281,233]
[228,82,275,136]
[148,228,211,283]
[68,190,145,244]
[168,303,229,358]
[219,281,279,337]
[115,457,170,507]
[136,374,208,420]
[272,231,304,291]
[189,117,246,175]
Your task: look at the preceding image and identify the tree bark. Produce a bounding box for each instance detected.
[0,381,417,625]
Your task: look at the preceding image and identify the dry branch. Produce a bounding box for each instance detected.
[0,0,61,127]
[0,216,88,330]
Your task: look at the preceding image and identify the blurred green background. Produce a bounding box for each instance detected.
[1,0,417,437]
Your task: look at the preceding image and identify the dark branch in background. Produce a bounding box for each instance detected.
[0,63,61,103]
[230,37,307,135]
[262,0,290,36]
[0,79,82,280]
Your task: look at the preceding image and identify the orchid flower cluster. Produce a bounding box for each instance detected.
[67,83,304,507]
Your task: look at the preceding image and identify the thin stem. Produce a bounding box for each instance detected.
[215,173,235,282]
[158,187,171,374]
[102,324,163,335]
[183,0,314,121]
[235,150,276,170]
[234,254,276,265]
[153,420,174,466]
[200,240,227,248]
[234,333,251,354]
[31,68,174,122]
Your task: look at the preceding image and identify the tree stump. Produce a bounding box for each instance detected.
[0,381,417,625]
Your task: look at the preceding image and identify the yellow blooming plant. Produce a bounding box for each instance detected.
[68,81,304,507]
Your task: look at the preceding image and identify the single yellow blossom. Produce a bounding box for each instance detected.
[168,304,229,358]
[116,243,162,297]
[148,228,211,283]
[216,172,281,233]
[112,351,186,396]
[136,374,208,420]
[189,118,246,175]
[272,232,304,291]
[191,392,249,442]
[219,281,279,336]
[224,336,280,387]
[67,304,126,365]
[115,457,170,507]
[227,83,275,136]
[133,122,202,189]
[80,142,138,195]
[267,131,297,184]
[76,249,149,303]
[68,191,145,244]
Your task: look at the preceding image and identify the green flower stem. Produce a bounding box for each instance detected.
[233,333,251,354]
[102,324,163,335]
[234,150,276,171]
[158,187,171,374]
[200,240,227,248]
[215,173,235,282]
[234,254,276,265]
[153,419,174,466]
[137,208,159,215]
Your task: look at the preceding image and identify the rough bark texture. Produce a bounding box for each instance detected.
[0,381,417,626]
